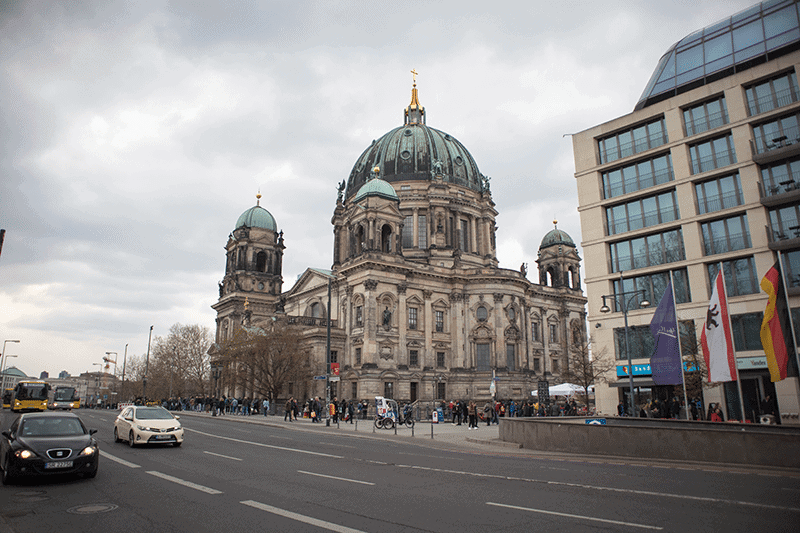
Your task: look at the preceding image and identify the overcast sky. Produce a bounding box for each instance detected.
[0,0,755,378]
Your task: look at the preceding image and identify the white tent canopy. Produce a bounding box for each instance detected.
[531,383,593,397]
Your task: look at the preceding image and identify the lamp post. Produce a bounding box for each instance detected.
[142,325,153,403]
[1,354,18,391]
[211,362,222,398]
[121,344,128,401]
[105,352,118,406]
[92,362,103,408]
[599,275,650,418]
[1,340,20,390]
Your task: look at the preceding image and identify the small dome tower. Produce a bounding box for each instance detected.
[537,220,581,290]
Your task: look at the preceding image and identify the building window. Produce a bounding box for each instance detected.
[684,95,728,136]
[330,350,337,364]
[476,306,488,322]
[609,228,685,272]
[531,320,540,342]
[695,173,744,215]
[355,347,361,365]
[435,310,444,332]
[689,134,736,174]
[351,382,357,399]
[707,257,759,297]
[701,214,751,255]
[384,382,394,399]
[355,305,363,327]
[549,324,559,344]
[402,215,414,248]
[507,307,516,321]
[437,382,446,400]
[409,350,419,367]
[506,344,515,371]
[551,358,560,373]
[769,204,800,242]
[746,71,800,116]
[459,220,469,252]
[785,250,800,289]
[598,116,668,164]
[613,268,691,307]
[533,358,541,373]
[731,313,764,351]
[613,321,695,361]
[310,302,322,318]
[408,307,418,330]
[602,153,673,199]
[605,190,679,235]
[476,343,490,372]
[752,112,800,154]
[436,352,445,368]
[761,157,800,197]
[418,214,427,249]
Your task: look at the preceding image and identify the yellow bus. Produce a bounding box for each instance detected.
[11,380,50,412]
[2,388,12,409]
[49,385,81,410]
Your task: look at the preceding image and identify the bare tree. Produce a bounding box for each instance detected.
[147,323,212,399]
[563,337,616,405]
[222,321,312,402]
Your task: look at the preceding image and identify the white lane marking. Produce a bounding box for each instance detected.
[99,450,140,469]
[146,471,222,494]
[399,464,800,512]
[186,428,342,458]
[487,502,663,530]
[203,450,243,461]
[297,470,375,485]
[241,500,367,533]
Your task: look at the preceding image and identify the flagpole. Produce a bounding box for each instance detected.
[669,271,691,420]
[777,251,800,383]
[718,262,748,422]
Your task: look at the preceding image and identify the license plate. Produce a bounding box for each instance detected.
[45,461,73,469]
[153,435,172,440]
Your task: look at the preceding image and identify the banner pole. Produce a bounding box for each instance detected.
[718,263,747,422]
[669,271,691,420]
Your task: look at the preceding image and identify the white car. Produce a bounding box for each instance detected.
[114,406,184,447]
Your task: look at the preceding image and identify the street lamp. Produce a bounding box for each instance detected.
[105,352,118,406]
[143,325,153,403]
[1,354,18,391]
[1,340,20,389]
[599,276,650,418]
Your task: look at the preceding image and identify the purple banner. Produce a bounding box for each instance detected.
[649,281,683,385]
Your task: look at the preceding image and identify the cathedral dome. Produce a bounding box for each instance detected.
[235,194,277,231]
[353,174,399,203]
[540,222,576,249]
[345,83,484,199]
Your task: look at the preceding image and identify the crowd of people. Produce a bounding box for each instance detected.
[444,397,584,428]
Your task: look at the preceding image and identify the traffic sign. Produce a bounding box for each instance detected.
[585,418,607,425]
[314,375,327,380]
[329,376,340,382]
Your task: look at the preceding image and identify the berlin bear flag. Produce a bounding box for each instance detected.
[649,281,683,385]
[701,271,736,383]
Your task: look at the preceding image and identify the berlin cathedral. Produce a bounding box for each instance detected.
[211,80,587,404]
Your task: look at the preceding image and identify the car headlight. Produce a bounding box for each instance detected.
[79,445,97,457]
[14,449,37,460]
[136,425,149,431]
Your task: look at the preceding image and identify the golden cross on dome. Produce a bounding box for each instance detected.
[411,69,418,85]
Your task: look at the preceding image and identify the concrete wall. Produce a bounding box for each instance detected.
[499,417,800,468]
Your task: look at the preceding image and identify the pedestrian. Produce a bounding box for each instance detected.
[262,398,270,416]
[285,397,293,421]
[468,401,478,429]
[483,401,492,426]
[348,400,355,423]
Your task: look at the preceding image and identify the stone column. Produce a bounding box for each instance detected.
[363,279,378,365]
[423,289,433,366]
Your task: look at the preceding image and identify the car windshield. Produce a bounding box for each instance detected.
[20,417,85,437]
[17,384,48,400]
[134,408,174,420]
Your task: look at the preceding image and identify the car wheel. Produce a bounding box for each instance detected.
[128,430,136,447]
[113,427,121,443]
[173,441,182,447]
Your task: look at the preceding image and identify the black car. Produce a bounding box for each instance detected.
[1,411,99,484]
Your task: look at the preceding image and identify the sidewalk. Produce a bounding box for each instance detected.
[177,410,519,452]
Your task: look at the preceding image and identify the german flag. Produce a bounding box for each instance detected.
[760,261,795,382]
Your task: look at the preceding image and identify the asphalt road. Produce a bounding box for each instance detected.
[1,408,798,532]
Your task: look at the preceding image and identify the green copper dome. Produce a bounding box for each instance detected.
[353,176,399,203]
[235,197,277,232]
[540,223,576,249]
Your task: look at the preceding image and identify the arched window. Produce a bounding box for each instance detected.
[356,225,365,254]
[256,251,267,272]
[381,224,392,253]
[310,302,322,318]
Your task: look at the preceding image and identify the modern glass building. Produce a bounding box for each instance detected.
[573,0,800,422]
